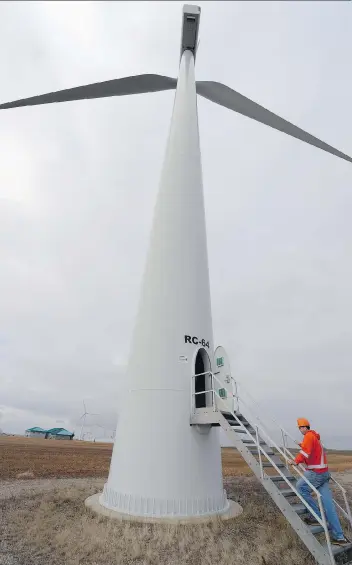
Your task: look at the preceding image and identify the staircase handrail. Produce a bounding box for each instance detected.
[234,378,300,447]
[209,373,335,565]
[232,378,352,527]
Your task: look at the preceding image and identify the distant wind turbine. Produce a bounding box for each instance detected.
[79,401,99,441]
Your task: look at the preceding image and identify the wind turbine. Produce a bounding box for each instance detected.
[78,401,99,441]
[2,5,351,521]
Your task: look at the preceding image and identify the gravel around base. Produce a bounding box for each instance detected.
[0,477,104,501]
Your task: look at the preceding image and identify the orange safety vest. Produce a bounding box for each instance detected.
[294,430,328,474]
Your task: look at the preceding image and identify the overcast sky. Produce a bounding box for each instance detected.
[0,1,351,447]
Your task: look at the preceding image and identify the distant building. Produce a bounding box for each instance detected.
[46,428,74,440]
[25,426,74,440]
[25,426,48,438]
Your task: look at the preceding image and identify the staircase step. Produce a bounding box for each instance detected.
[247,447,275,456]
[225,419,251,427]
[241,438,266,445]
[322,542,352,556]
[279,489,297,498]
[291,503,308,515]
[222,412,248,424]
[271,475,296,483]
[225,419,246,427]
[262,462,286,468]
[309,524,325,535]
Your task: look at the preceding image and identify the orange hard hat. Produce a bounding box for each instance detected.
[297,418,310,428]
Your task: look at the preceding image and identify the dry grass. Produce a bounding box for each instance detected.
[1,477,319,565]
[1,437,352,481]
[1,437,352,565]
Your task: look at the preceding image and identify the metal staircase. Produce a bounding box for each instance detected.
[190,372,352,565]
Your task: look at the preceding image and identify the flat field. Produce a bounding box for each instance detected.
[1,436,352,480]
[0,436,112,479]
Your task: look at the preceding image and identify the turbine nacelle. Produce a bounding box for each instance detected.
[180,4,201,62]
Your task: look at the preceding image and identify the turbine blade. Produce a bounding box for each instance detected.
[196,81,352,164]
[0,74,177,110]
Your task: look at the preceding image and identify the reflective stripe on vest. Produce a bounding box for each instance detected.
[306,441,328,470]
[300,449,309,458]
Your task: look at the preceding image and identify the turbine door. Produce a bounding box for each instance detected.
[194,348,211,409]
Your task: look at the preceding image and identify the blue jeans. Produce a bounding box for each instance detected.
[296,471,344,539]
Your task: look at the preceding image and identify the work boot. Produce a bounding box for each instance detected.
[331,537,351,547]
[303,515,320,526]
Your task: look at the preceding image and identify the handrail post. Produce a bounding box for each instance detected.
[281,430,289,470]
[329,476,352,525]
[211,372,216,412]
[342,490,352,533]
[317,493,335,565]
[233,378,239,413]
[256,426,264,479]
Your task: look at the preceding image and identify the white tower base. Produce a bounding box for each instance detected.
[93,31,234,520]
[85,494,242,524]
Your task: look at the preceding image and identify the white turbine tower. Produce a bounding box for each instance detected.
[2,5,351,522]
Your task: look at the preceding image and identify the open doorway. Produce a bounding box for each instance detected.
[194,348,211,409]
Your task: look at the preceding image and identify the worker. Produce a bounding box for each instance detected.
[289,418,349,546]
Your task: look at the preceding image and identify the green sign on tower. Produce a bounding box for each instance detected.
[216,357,224,368]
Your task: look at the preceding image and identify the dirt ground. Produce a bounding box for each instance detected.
[0,436,112,480]
[2,436,352,480]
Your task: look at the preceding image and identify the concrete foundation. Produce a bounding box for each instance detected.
[85,493,242,525]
